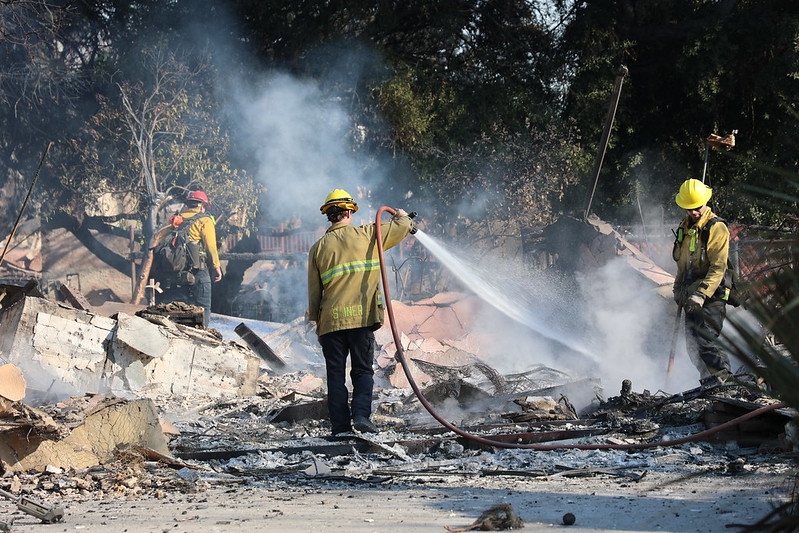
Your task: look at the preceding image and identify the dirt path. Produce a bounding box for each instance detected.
[7,465,791,532]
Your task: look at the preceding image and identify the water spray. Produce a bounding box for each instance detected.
[375,206,785,450]
[412,230,597,361]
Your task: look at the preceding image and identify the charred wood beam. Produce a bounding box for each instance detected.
[268,399,326,423]
[0,279,42,310]
[407,419,600,436]
[234,322,287,369]
[58,283,92,311]
[175,424,611,463]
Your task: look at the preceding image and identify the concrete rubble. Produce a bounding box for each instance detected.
[0,394,169,473]
[0,295,260,401]
[0,283,794,529]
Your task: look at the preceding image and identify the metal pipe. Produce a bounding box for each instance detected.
[583,65,628,220]
[701,144,710,183]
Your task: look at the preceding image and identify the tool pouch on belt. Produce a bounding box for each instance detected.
[723,269,743,307]
[178,270,196,286]
[672,227,684,262]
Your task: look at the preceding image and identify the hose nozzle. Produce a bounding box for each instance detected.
[408,211,418,234]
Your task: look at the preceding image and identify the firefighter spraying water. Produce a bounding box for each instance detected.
[307,189,414,435]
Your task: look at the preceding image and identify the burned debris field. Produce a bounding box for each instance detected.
[0,266,796,532]
[0,1,797,531]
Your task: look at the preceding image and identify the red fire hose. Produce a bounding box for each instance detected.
[374,206,786,450]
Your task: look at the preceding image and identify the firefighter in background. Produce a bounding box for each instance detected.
[672,179,732,387]
[307,189,413,435]
[157,190,223,326]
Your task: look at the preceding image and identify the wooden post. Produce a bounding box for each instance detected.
[129,225,136,301]
[132,248,154,305]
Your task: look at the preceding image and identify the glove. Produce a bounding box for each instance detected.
[684,292,705,314]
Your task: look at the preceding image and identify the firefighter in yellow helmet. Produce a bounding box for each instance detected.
[307,189,414,435]
[672,179,732,387]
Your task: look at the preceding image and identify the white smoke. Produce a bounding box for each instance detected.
[225,71,391,226]
[413,228,703,403]
[216,50,411,320]
[577,256,696,394]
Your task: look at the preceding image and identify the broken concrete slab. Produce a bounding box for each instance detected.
[440,334,484,356]
[375,298,473,346]
[413,291,467,307]
[380,300,436,337]
[416,337,447,353]
[114,312,170,358]
[109,322,260,399]
[0,296,115,398]
[413,305,467,339]
[0,397,169,472]
[0,296,260,402]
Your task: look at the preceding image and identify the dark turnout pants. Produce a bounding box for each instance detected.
[685,297,731,379]
[318,327,376,434]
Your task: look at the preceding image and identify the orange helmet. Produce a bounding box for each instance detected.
[185,190,210,206]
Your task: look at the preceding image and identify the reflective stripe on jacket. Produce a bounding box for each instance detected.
[308,216,413,336]
[672,208,730,299]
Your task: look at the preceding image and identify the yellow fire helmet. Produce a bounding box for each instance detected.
[320,189,359,215]
[675,179,712,210]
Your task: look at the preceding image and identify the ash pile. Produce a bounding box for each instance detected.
[0,283,793,527]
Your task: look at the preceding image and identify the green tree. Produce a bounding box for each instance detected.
[421,124,584,248]
[0,0,93,231]
[231,0,565,145]
[716,172,799,529]
[559,0,799,225]
[62,45,257,302]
